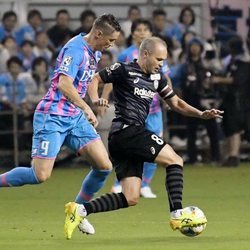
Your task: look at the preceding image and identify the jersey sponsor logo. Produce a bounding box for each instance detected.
[134,87,155,99]
[59,65,69,72]
[80,69,95,81]
[110,62,121,70]
[150,73,160,80]
[128,71,142,77]
[63,56,73,66]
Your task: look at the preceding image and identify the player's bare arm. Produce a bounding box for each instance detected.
[166,95,224,119]
[88,73,109,109]
[58,74,98,127]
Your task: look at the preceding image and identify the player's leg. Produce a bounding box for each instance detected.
[66,114,113,204]
[154,144,207,229]
[64,175,140,239]
[64,127,143,239]
[141,111,163,198]
[0,113,62,187]
[76,139,112,203]
[154,143,184,212]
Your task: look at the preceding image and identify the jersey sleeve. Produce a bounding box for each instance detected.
[58,46,83,80]
[99,62,124,84]
[157,74,175,100]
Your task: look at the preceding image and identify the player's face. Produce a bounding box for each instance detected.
[132,24,152,45]
[145,44,167,74]
[96,30,120,51]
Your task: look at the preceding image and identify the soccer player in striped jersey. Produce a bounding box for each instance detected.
[112,18,171,198]
[64,37,222,239]
[0,14,120,234]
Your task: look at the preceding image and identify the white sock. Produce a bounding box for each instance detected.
[170,209,182,218]
[77,204,87,217]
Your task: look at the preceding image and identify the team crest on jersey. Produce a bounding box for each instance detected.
[154,80,159,89]
[133,77,139,83]
[63,56,72,66]
[110,63,121,71]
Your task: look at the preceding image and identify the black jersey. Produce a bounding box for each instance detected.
[99,61,175,133]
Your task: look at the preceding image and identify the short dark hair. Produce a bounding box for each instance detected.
[2,11,17,22]
[7,56,22,68]
[152,9,167,18]
[32,57,48,71]
[131,18,152,34]
[20,40,34,47]
[2,36,16,45]
[80,9,96,22]
[56,9,70,18]
[128,5,141,15]
[28,9,42,21]
[179,6,196,25]
[94,14,121,34]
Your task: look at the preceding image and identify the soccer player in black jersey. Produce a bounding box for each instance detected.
[64,37,223,239]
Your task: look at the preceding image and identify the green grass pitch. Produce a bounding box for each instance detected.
[0,164,250,250]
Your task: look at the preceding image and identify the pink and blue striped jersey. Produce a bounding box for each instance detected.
[36,33,101,116]
[117,44,170,114]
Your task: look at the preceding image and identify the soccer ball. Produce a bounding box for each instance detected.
[179,206,207,237]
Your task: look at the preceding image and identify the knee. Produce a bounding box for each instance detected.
[35,169,51,183]
[165,154,183,167]
[125,194,140,206]
[174,155,184,166]
[99,160,113,171]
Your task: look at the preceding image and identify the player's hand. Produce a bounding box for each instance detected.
[200,109,224,119]
[97,106,108,118]
[93,98,109,108]
[84,108,99,128]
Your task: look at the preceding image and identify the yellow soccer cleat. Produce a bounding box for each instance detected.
[170,207,207,231]
[64,202,84,239]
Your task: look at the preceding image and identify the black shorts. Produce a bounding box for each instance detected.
[221,101,244,137]
[108,125,166,181]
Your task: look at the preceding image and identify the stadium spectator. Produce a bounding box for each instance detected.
[181,37,221,164]
[64,37,220,239]
[211,36,250,167]
[33,31,52,62]
[16,9,43,46]
[17,40,36,71]
[0,36,18,73]
[74,9,96,35]
[0,11,18,43]
[47,9,73,49]
[20,57,50,111]
[151,9,169,40]
[0,14,121,237]
[0,57,28,148]
[167,6,197,47]
[120,5,141,39]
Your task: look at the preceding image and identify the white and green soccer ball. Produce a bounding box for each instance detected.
[180,206,207,237]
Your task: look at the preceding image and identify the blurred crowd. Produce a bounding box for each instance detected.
[0,5,250,167]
